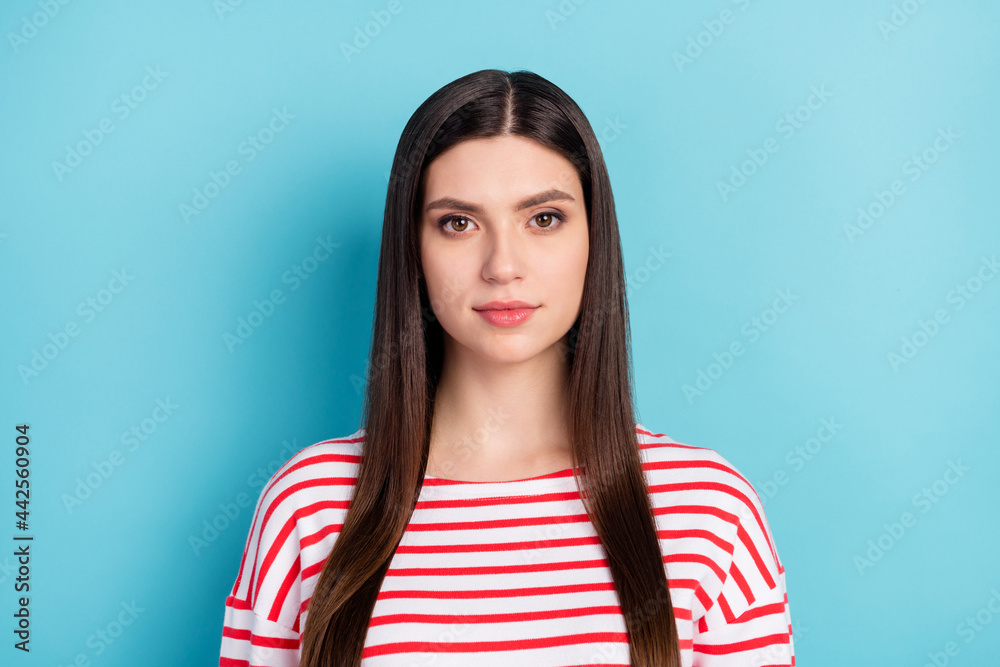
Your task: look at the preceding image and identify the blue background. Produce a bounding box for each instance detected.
[2,0,998,664]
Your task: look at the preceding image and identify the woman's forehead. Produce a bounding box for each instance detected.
[421,137,583,205]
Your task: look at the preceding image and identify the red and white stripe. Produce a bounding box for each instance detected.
[219,424,794,666]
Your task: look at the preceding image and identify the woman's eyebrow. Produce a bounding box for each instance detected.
[423,189,575,214]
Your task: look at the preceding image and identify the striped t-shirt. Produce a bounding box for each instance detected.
[219,424,794,666]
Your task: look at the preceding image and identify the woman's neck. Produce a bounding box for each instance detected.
[426,340,575,482]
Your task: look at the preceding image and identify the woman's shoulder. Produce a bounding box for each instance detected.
[227,429,367,614]
[222,429,370,658]
[635,422,748,474]
[245,428,367,560]
[634,425,790,644]
[634,422,766,518]
[282,427,366,472]
[256,427,367,508]
[634,421,781,566]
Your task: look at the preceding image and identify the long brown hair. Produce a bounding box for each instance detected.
[300,69,681,667]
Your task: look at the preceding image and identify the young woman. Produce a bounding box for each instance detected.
[219,69,794,667]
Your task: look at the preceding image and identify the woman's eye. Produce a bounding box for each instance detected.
[437,211,564,234]
[532,212,564,229]
[438,215,475,233]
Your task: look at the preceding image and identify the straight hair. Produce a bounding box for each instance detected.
[300,68,682,667]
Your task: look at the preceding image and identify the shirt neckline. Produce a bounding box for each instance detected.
[354,422,654,497]
[423,466,578,484]
[419,466,583,499]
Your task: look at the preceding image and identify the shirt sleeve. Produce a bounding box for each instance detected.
[691,490,795,665]
[220,596,301,667]
[218,457,305,667]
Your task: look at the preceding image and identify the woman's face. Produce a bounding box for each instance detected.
[418,134,589,367]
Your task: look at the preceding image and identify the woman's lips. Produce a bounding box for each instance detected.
[475,306,538,327]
